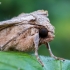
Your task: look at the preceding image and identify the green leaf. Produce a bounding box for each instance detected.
[0,51,70,70]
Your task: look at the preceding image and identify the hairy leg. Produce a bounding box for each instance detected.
[33,33,44,66]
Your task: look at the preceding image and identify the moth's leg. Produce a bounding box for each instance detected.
[33,33,44,66]
[46,43,64,60]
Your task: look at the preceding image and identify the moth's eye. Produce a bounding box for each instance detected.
[39,28,48,38]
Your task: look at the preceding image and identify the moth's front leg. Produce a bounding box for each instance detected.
[33,33,44,67]
[46,43,64,60]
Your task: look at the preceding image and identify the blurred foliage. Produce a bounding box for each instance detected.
[0,0,70,59]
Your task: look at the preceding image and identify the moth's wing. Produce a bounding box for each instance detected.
[0,13,36,31]
[0,20,16,31]
[0,10,48,31]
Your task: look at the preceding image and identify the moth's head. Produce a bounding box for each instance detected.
[34,10,55,43]
[39,26,55,43]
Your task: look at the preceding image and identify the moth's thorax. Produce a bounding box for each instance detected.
[31,10,55,34]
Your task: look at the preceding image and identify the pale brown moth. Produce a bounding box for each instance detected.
[0,10,64,66]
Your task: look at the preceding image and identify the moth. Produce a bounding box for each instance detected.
[0,10,64,66]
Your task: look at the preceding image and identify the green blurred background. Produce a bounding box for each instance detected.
[0,0,70,59]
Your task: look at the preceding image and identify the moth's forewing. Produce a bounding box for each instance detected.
[0,13,36,31]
